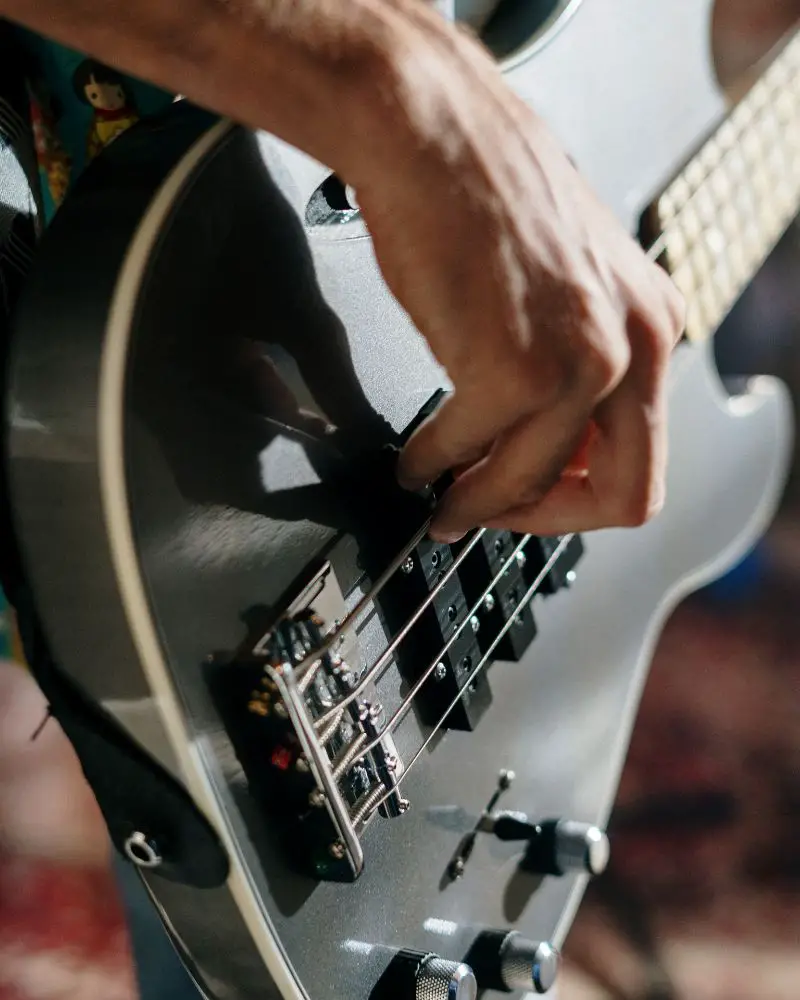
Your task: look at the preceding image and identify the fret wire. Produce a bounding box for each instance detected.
[656,45,800,341]
[660,31,800,276]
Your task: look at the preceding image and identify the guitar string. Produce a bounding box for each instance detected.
[343,533,569,783]
[312,527,487,727]
[322,129,789,822]
[354,219,735,795]
[294,229,668,812]
[328,239,676,810]
[339,54,796,824]
[349,220,725,818]
[358,536,573,824]
[302,229,670,688]
[331,531,541,778]
[315,238,668,762]
[291,522,433,680]
[316,530,528,733]
[369,82,800,782]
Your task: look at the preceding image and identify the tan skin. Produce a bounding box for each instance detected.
[0,3,796,871]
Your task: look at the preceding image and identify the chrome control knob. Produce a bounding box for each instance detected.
[391,951,477,1000]
[499,933,559,994]
[415,955,476,1000]
[490,812,610,877]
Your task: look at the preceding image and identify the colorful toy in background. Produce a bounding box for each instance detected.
[72,59,140,163]
[15,30,174,221]
[26,76,70,211]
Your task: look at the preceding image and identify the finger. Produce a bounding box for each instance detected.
[484,370,668,535]
[429,396,591,541]
[484,476,597,535]
[562,419,597,476]
[397,387,529,491]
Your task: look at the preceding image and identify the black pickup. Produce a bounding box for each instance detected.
[518,534,584,594]
[455,529,538,662]
[376,537,492,732]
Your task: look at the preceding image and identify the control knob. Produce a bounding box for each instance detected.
[390,951,477,1000]
[489,812,609,877]
[466,930,559,994]
[500,933,559,994]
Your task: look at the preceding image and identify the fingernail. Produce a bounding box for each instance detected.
[397,472,428,492]
[429,527,466,544]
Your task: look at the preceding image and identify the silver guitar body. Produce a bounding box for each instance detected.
[5,1,793,999]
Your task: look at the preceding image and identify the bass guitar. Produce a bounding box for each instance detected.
[5,6,799,999]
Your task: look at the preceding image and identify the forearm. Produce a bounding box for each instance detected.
[1,0,468,184]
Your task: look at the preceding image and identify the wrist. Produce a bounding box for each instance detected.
[267,0,463,185]
[202,0,458,182]
[326,5,488,187]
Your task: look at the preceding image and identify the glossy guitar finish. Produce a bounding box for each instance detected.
[5,2,795,999]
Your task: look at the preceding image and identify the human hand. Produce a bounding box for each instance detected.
[350,9,684,541]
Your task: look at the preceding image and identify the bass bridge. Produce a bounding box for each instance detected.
[211,527,583,882]
[212,562,406,881]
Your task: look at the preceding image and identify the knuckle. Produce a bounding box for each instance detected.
[641,326,672,372]
[513,284,635,406]
[633,301,681,369]
[654,271,686,342]
[579,332,630,398]
[630,267,686,356]
[666,285,687,341]
[511,351,574,411]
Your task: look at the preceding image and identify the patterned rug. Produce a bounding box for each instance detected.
[0,853,135,1000]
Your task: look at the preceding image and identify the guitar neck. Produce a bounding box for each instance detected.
[651,29,800,342]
